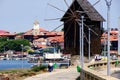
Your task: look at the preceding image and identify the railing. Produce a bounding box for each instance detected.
[81,60,120,80]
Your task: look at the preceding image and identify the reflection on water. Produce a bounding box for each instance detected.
[111,71,120,79]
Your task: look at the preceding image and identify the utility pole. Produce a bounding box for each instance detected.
[105,0,112,76]
[80,15,84,80]
[104,32,107,57]
[79,23,82,66]
[81,15,84,69]
[88,28,91,60]
[118,17,120,55]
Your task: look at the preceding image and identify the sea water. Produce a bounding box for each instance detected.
[0,60,34,70]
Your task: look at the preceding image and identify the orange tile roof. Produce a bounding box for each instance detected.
[39,28,48,32]
[24,28,48,35]
[0,30,9,33]
[45,31,64,36]
[101,30,119,43]
[45,32,57,35]
[0,30,16,36]
[34,38,46,42]
[48,36,64,43]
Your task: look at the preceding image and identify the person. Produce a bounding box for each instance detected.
[94,55,98,61]
[94,54,101,61]
[48,61,53,72]
[53,63,57,69]
[115,59,119,67]
[76,65,81,72]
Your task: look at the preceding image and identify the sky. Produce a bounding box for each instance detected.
[0,0,119,33]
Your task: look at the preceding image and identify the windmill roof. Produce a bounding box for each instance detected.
[61,0,105,21]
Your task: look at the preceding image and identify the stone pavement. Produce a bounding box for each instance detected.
[97,67,120,75]
[24,66,80,80]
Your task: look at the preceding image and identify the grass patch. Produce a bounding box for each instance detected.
[0,66,48,80]
[31,65,47,72]
[0,68,30,74]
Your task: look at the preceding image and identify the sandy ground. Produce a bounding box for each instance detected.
[24,66,80,80]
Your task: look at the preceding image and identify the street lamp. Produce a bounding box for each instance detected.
[88,28,91,61]
[104,0,112,76]
[81,15,84,69]
[118,17,120,55]
[104,32,107,57]
[21,44,23,69]
[80,15,84,80]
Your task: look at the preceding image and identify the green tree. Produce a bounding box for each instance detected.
[0,38,31,52]
[0,37,8,42]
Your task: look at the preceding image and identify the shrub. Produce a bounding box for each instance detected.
[31,65,47,72]
[19,72,36,77]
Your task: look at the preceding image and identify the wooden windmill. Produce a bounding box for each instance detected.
[61,0,105,55]
[46,0,105,56]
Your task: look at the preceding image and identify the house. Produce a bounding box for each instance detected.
[33,33,64,49]
[61,0,105,55]
[33,38,48,48]
[23,20,63,42]
[0,30,16,39]
[101,28,118,54]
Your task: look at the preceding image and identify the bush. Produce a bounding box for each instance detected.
[19,72,36,77]
[31,65,47,72]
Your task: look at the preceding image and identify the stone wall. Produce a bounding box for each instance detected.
[81,60,120,80]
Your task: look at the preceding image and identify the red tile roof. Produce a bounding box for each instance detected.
[0,30,9,33]
[101,30,118,43]
[48,36,64,43]
[34,38,46,42]
[45,31,64,36]
[0,30,16,36]
[24,28,49,35]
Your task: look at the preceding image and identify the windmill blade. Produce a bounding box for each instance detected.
[77,19,99,36]
[44,16,71,21]
[72,0,76,12]
[84,32,89,44]
[84,24,99,36]
[76,21,89,43]
[47,3,72,16]
[64,0,74,15]
[92,0,101,6]
[90,28,99,36]
[73,20,77,48]
[64,18,74,37]
[48,3,66,13]
[44,18,62,21]
[51,23,64,32]
[51,17,73,32]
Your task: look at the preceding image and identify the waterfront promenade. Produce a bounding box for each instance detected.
[24,66,80,80]
[24,58,120,80]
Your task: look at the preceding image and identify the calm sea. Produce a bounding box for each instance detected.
[0,60,34,70]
